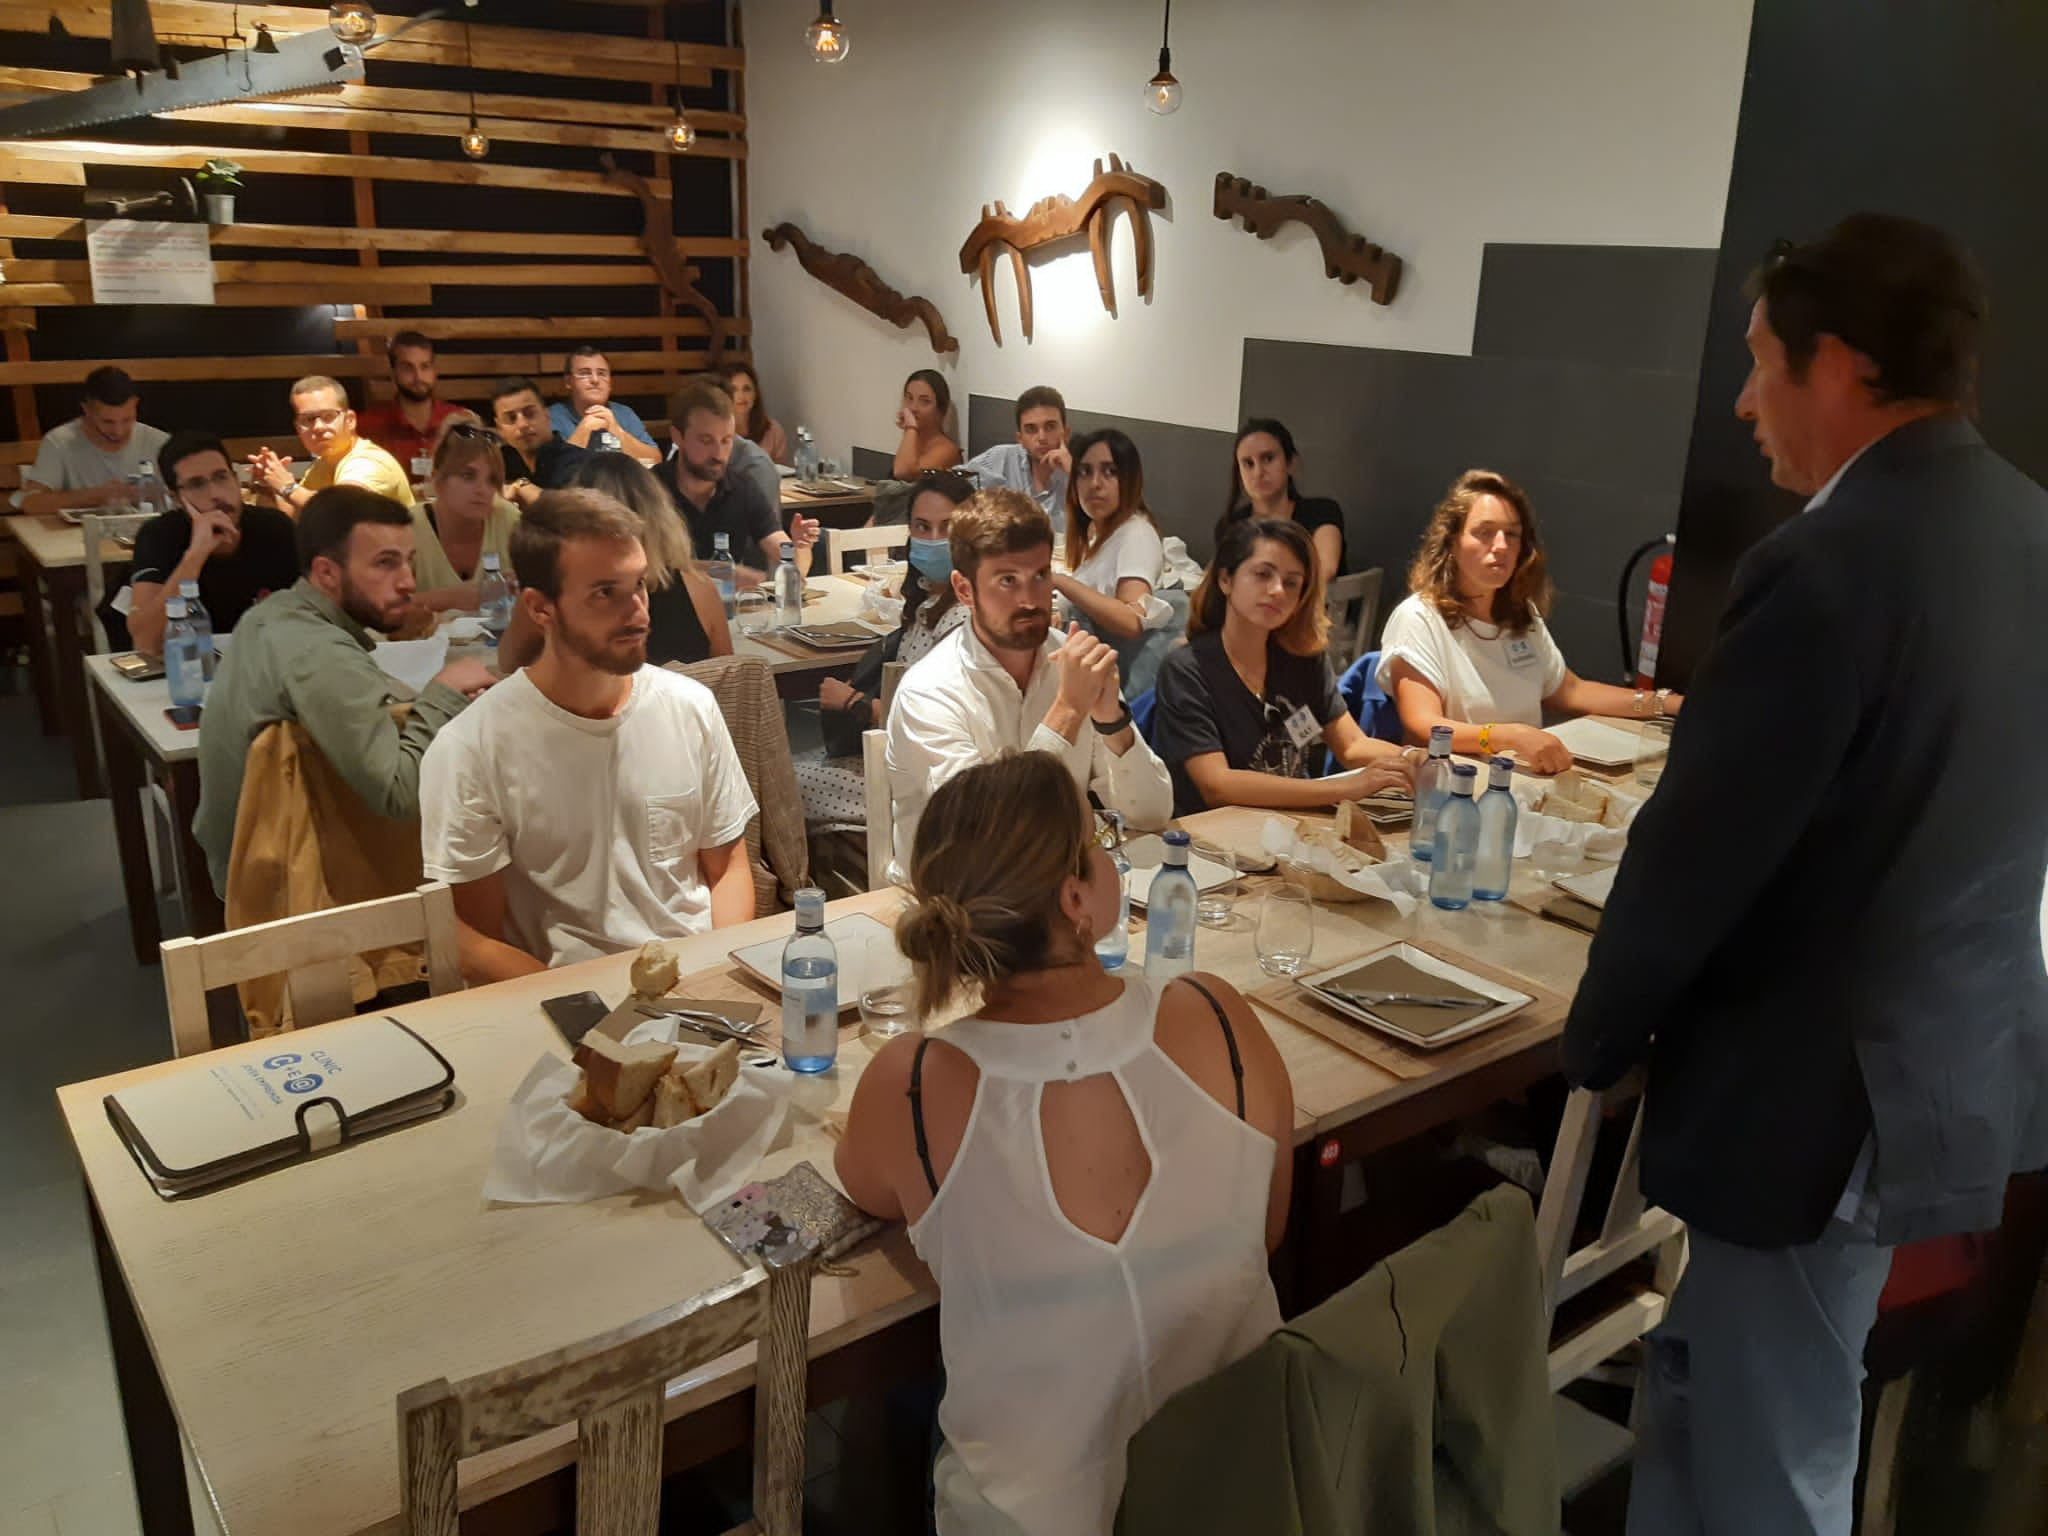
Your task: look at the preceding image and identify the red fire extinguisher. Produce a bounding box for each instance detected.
[1634,536,1675,689]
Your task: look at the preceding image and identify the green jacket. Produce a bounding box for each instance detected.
[1116,1186,1559,1536]
[193,580,468,895]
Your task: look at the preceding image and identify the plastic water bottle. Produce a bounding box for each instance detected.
[163,596,205,710]
[1143,829,1199,979]
[773,542,804,628]
[477,553,513,642]
[1473,755,1519,902]
[1093,812,1131,971]
[1429,765,1481,910]
[707,532,737,618]
[781,888,840,1073]
[177,579,214,684]
[795,427,818,483]
[1410,725,1455,863]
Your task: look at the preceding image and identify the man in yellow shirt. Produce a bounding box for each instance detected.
[249,375,414,517]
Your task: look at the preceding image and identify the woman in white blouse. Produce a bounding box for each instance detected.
[1054,428,1163,643]
[1378,470,1681,773]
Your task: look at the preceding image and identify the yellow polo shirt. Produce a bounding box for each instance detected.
[302,437,415,508]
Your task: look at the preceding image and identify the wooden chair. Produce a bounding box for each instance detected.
[826,524,908,575]
[399,1259,813,1536]
[878,659,908,716]
[862,728,893,892]
[159,883,462,1059]
[80,510,154,652]
[1323,567,1384,672]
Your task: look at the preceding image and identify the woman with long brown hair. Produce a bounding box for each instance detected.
[1053,426,1163,643]
[891,367,963,477]
[838,751,1292,1535]
[719,360,790,465]
[1379,469,1681,773]
[1154,517,1413,816]
[1215,417,1346,582]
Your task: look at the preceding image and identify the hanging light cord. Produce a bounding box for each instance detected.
[1161,0,1172,51]
[466,21,478,122]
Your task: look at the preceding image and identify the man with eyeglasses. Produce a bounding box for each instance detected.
[250,375,415,517]
[549,346,663,469]
[121,430,298,655]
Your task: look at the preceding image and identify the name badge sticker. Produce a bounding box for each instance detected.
[1283,704,1321,750]
[1506,636,1540,670]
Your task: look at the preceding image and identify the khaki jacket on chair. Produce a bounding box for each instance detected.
[1116,1186,1560,1536]
[224,719,429,1036]
[669,655,808,914]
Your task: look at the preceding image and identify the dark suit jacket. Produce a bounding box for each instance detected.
[1562,414,2048,1248]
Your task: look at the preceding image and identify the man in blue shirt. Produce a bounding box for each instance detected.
[548,346,663,470]
[964,384,1072,532]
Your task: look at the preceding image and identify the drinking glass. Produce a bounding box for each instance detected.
[859,982,915,1042]
[1634,717,1674,790]
[734,590,773,635]
[1256,883,1315,976]
[1191,838,1238,928]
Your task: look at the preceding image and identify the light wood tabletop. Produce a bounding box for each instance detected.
[3,510,133,571]
[85,652,200,764]
[61,811,1602,1535]
[730,573,878,678]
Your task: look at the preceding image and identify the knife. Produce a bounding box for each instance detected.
[1326,987,1491,1010]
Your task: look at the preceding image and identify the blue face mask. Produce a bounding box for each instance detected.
[907,536,953,585]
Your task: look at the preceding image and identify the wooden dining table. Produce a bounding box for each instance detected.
[59,796,1610,1536]
[6,510,133,799]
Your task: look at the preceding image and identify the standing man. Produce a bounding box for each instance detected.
[420,489,758,982]
[663,379,816,585]
[123,431,298,655]
[886,488,1170,877]
[964,384,1072,530]
[357,331,466,472]
[1562,213,2048,1536]
[249,376,414,516]
[16,366,169,517]
[491,376,591,506]
[549,346,663,469]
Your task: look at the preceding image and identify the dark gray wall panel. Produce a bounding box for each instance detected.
[1475,245,1719,374]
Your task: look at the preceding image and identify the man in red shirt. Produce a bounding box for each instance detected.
[356,330,467,474]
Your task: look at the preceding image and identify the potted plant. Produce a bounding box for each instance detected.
[194,158,243,225]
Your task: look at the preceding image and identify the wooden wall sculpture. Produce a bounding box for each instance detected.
[602,152,727,360]
[763,222,957,355]
[957,154,1165,345]
[1212,172,1403,306]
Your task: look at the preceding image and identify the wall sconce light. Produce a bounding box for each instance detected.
[1144,0,1181,115]
[666,40,695,150]
[805,7,850,64]
[327,1,375,44]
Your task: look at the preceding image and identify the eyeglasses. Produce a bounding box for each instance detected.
[295,407,347,430]
[177,468,240,496]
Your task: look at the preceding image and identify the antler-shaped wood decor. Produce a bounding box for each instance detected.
[1212,172,1403,306]
[599,152,728,357]
[957,154,1167,345]
[762,223,959,355]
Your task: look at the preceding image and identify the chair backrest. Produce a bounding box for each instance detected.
[674,655,809,912]
[400,1259,813,1536]
[878,658,909,717]
[826,524,908,576]
[862,728,892,892]
[1323,567,1384,673]
[1336,650,1405,744]
[159,883,462,1059]
[81,511,155,652]
[1533,1079,1688,1390]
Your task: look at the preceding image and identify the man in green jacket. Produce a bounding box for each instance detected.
[193,485,498,895]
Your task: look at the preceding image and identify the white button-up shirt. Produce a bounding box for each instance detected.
[885,620,1172,877]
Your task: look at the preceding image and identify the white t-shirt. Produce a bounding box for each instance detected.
[1070,514,1164,596]
[1375,592,1569,728]
[420,667,757,967]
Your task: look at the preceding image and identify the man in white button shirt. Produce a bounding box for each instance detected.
[421,488,758,982]
[886,489,1170,877]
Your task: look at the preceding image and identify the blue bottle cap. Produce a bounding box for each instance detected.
[1430,724,1454,743]
[1451,763,1478,780]
[1162,829,1190,846]
[793,887,825,927]
[1489,755,1514,769]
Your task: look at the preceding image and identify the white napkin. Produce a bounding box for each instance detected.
[483,1015,792,1212]
[1506,776,1646,862]
[1259,817,1419,916]
[1158,536,1202,592]
[372,633,449,694]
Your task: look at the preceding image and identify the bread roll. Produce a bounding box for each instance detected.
[578,1033,679,1119]
[1288,821,1379,903]
[682,1040,743,1115]
[650,1071,701,1129]
[629,939,679,999]
[1333,801,1389,860]
[611,1096,656,1133]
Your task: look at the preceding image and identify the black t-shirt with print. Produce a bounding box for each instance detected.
[1151,630,1347,817]
[116,504,300,645]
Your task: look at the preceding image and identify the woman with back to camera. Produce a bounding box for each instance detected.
[1153,517,1415,817]
[1378,469,1681,773]
[720,360,790,466]
[838,751,1293,1536]
[1215,417,1347,582]
[892,368,963,477]
[1053,427,1163,644]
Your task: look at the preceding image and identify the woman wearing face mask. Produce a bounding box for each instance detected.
[1053,428,1163,644]
[797,472,974,890]
[407,425,523,612]
[892,368,963,478]
[1379,469,1681,774]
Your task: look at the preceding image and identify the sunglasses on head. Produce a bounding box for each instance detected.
[446,422,501,445]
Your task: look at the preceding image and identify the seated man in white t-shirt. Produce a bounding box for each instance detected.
[420,488,758,982]
[1376,470,1682,773]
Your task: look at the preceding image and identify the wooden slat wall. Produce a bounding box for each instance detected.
[0,0,745,459]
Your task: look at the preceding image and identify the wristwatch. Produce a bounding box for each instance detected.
[1091,700,1134,735]
[1655,688,1673,717]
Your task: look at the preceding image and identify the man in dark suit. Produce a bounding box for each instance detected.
[1563,214,2048,1535]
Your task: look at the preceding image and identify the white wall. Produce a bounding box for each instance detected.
[744,0,1754,462]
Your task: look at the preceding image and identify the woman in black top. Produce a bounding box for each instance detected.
[1214,417,1347,582]
[1153,518,1413,818]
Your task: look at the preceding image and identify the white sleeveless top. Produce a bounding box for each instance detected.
[907,975,1282,1536]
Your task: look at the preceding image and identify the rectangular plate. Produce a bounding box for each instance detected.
[1297,942,1533,1050]
[1546,716,1649,769]
[1127,851,1237,910]
[1553,863,1617,910]
[727,912,911,1014]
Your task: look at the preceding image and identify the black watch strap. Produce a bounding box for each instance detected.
[1091,702,1133,735]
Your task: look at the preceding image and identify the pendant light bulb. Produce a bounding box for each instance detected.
[461,118,489,159]
[1145,54,1182,115]
[805,8,850,64]
[666,115,696,151]
[327,1,375,43]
